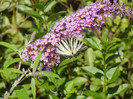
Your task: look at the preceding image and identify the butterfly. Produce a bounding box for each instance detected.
[56,38,88,57]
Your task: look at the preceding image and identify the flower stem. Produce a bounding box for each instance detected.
[4,68,30,99]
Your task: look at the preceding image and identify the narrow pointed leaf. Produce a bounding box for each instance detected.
[33,51,41,72]
[47,11,66,22]
[0,42,18,52]
[44,1,57,12]
[31,78,36,99]
[4,58,21,69]
[0,68,23,74]
[17,5,43,21]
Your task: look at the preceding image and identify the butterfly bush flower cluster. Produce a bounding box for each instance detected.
[22,0,133,70]
[22,33,61,70]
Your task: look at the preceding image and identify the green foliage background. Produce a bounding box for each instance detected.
[0,0,133,99]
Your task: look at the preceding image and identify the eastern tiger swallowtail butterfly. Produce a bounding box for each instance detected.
[56,38,88,57]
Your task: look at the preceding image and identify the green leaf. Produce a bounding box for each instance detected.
[83,91,103,99]
[21,0,31,5]
[31,4,44,11]
[106,17,112,26]
[17,5,43,21]
[57,65,67,75]
[33,0,39,3]
[72,77,88,87]
[93,50,103,58]
[119,0,127,5]
[15,86,30,99]
[31,78,36,99]
[107,84,130,99]
[85,48,95,66]
[0,68,22,74]
[114,16,121,25]
[76,95,86,99]
[0,2,10,12]
[38,82,55,90]
[102,33,108,44]
[0,82,6,89]
[120,18,129,29]
[86,37,102,50]
[58,55,82,67]
[33,51,41,72]
[0,42,18,52]
[58,58,73,67]
[41,71,60,88]
[41,71,60,79]
[65,81,75,95]
[25,10,43,21]
[112,25,118,32]
[90,78,101,91]
[106,63,120,83]
[16,5,33,11]
[19,21,32,28]
[81,66,104,80]
[49,77,60,89]
[106,38,120,52]
[0,69,3,73]
[44,0,57,12]
[49,94,59,99]
[105,54,119,64]
[108,44,121,52]
[65,77,88,88]
[4,58,22,69]
[7,68,23,74]
[47,11,66,22]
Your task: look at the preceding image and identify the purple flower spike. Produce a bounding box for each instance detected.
[22,0,133,70]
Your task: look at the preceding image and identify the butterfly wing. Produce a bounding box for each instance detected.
[56,38,88,57]
[56,39,72,56]
[72,38,79,55]
[77,42,88,52]
[72,38,88,55]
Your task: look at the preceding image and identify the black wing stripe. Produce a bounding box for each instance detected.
[66,38,71,50]
[59,39,71,52]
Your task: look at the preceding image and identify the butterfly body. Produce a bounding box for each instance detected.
[56,38,88,57]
